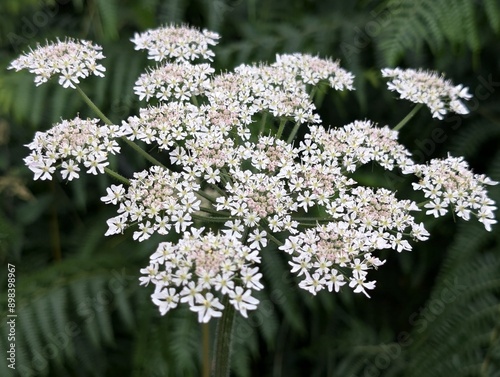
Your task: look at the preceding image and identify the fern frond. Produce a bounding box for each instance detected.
[95,0,119,40]
[0,247,140,375]
[484,0,500,32]
[378,0,486,65]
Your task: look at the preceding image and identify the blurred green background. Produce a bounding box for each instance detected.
[1,0,500,376]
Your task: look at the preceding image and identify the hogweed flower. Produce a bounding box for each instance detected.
[130,24,220,62]
[409,155,498,231]
[274,53,355,89]
[139,229,262,321]
[381,67,472,119]
[102,166,201,240]
[8,38,106,88]
[24,117,123,181]
[14,25,498,326]
[133,63,214,101]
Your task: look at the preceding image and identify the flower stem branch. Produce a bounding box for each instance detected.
[76,85,167,169]
[120,137,167,169]
[192,213,233,223]
[199,206,230,217]
[287,121,302,144]
[75,85,113,125]
[264,228,283,246]
[259,112,268,135]
[210,182,228,197]
[202,323,210,377]
[196,190,220,204]
[393,103,423,131]
[104,167,130,185]
[291,216,336,222]
[276,118,287,139]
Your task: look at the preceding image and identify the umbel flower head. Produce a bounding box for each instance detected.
[409,155,498,231]
[139,229,262,322]
[14,24,498,323]
[8,38,106,88]
[381,67,472,119]
[24,117,123,181]
[130,24,220,62]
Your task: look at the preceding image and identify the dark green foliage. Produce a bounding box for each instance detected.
[377,0,496,66]
[1,0,499,376]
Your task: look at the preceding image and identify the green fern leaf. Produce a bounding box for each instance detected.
[95,0,119,40]
[484,0,500,32]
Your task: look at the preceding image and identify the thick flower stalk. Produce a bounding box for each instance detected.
[13,25,498,327]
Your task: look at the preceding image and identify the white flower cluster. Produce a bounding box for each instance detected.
[308,120,414,172]
[8,39,105,88]
[274,53,355,89]
[101,166,201,241]
[139,229,262,322]
[230,54,355,122]
[133,63,214,101]
[16,26,498,322]
[121,102,201,149]
[24,117,122,180]
[381,68,472,119]
[280,186,429,297]
[409,156,498,231]
[130,24,220,62]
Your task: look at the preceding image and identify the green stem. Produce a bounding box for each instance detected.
[393,103,423,131]
[50,181,62,262]
[76,85,166,169]
[197,190,220,204]
[200,206,230,217]
[104,167,130,185]
[259,112,268,135]
[416,199,431,208]
[309,86,317,102]
[212,296,235,377]
[192,213,233,223]
[291,216,336,222]
[75,85,113,125]
[259,220,283,246]
[210,182,228,198]
[287,122,301,144]
[120,137,167,169]
[276,118,287,140]
[265,228,283,247]
[202,323,210,377]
